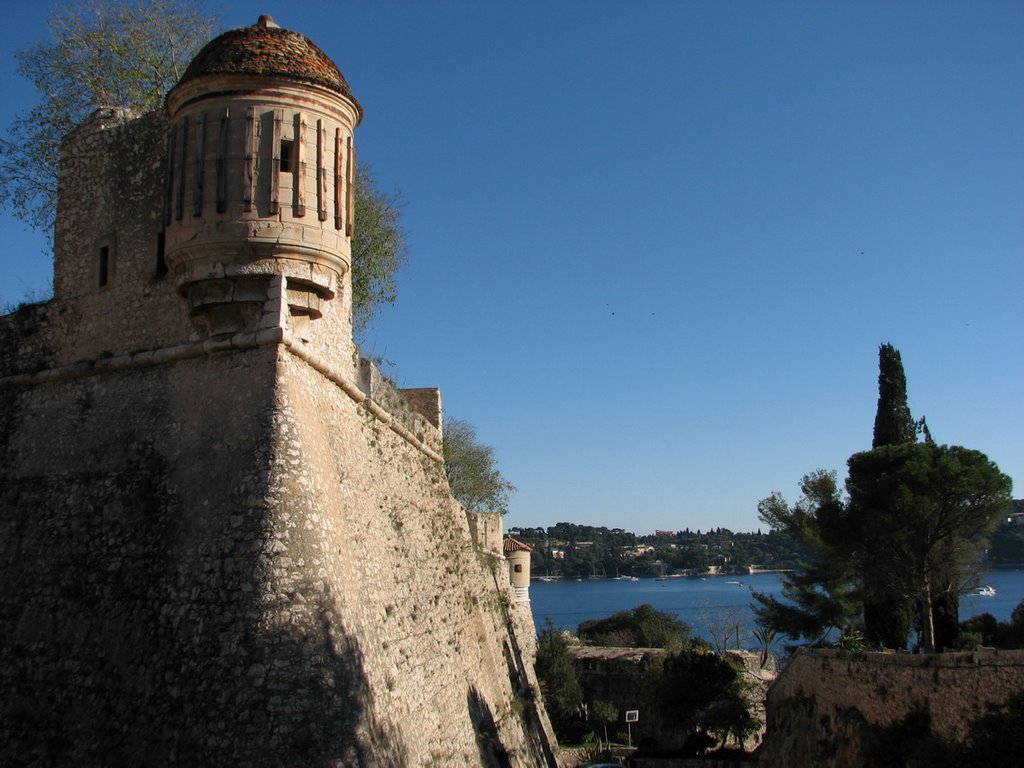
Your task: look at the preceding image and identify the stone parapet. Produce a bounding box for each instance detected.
[759,647,1024,767]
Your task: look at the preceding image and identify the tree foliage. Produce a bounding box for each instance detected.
[0,0,406,334]
[959,599,1024,649]
[845,443,1011,651]
[534,619,583,734]
[865,342,921,645]
[872,342,917,448]
[351,164,406,336]
[644,647,759,751]
[443,419,515,515]
[752,471,861,646]
[577,604,699,649]
[0,0,216,232]
[756,344,1012,652]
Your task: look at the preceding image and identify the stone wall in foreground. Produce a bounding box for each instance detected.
[0,335,555,767]
[758,647,1024,767]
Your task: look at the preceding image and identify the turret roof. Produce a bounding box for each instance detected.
[174,15,359,107]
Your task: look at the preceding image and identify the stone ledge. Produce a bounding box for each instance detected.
[0,328,443,465]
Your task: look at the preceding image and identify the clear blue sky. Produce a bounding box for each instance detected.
[1,1,1021,534]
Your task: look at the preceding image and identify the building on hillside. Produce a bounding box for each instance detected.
[0,15,555,767]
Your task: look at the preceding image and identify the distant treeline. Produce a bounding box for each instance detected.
[510,500,1024,579]
[507,523,803,579]
[988,499,1024,565]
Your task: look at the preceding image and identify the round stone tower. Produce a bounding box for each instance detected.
[504,537,532,602]
[163,15,361,341]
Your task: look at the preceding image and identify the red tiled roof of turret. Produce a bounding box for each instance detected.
[504,537,532,553]
[174,14,359,108]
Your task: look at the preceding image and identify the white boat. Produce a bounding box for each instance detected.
[975,585,997,597]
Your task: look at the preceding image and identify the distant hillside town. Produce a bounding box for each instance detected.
[511,501,1024,580]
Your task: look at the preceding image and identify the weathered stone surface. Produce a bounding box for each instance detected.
[0,15,555,768]
[759,647,1024,767]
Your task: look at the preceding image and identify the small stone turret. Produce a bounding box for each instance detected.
[504,537,532,602]
[163,14,362,342]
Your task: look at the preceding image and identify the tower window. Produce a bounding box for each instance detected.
[280,139,294,173]
[155,231,168,278]
[98,245,110,287]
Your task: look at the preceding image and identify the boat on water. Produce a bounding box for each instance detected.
[975,585,997,597]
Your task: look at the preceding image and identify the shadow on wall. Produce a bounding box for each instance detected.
[860,695,1024,767]
[468,686,512,768]
[502,636,558,765]
[0,443,409,767]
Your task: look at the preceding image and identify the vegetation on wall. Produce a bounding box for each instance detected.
[443,418,515,515]
[0,0,406,335]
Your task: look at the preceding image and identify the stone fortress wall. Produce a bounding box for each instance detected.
[0,16,554,768]
[758,647,1024,767]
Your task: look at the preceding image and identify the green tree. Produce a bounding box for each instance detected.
[577,604,698,649]
[0,0,216,232]
[443,418,516,515]
[751,625,777,668]
[0,0,406,333]
[535,619,583,736]
[872,342,917,448]
[756,449,1010,652]
[959,599,1024,649]
[351,164,406,336]
[845,443,1012,652]
[865,342,918,646]
[649,647,745,746]
[752,470,862,646]
[758,343,1011,653]
[588,699,619,746]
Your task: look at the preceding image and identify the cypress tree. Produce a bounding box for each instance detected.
[866,343,959,649]
[863,343,916,647]
[872,343,917,448]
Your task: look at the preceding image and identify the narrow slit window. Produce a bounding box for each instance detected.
[280,140,294,173]
[155,231,168,277]
[98,246,110,287]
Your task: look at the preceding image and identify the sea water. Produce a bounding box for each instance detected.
[529,569,1024,648]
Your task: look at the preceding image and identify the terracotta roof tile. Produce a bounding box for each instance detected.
[175,15,357,104]
[504,537,532,553]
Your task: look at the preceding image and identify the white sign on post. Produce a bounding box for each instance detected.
[625,709,639,748]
